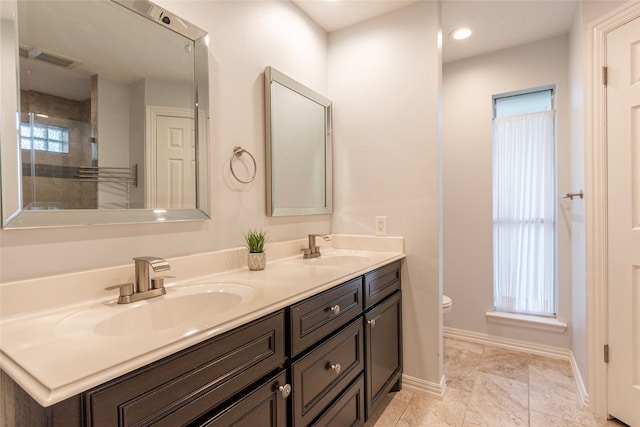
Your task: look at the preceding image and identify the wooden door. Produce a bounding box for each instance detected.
[155,115,195,209]
[606,14,640,427]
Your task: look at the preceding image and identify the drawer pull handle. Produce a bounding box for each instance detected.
[330,363,342,374]
[368,319,376,328]
[278,383,292,398]
[330,305,341,315]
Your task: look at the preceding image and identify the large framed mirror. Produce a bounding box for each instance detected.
[264,66,332,217]
[0,0,210,228]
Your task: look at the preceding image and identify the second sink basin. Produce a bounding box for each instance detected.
[55,282,256,337]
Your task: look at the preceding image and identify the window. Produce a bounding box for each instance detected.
[20,122,69,153]
[492,87,556,316]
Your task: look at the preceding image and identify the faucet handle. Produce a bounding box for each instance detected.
[105,283,135,301]
[151,275,174,290]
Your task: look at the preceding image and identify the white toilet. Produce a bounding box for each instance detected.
[443,294,453,318]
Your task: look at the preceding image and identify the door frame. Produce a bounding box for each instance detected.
[145,105,194,208]
[586,0,640,418]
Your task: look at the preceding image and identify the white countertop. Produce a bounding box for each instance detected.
[0,236,404,407]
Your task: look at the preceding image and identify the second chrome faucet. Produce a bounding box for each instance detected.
[302,234,331,259]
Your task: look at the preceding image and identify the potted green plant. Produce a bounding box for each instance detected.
[243,229,267,271]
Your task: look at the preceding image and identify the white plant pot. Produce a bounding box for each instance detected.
[247,252,266,271]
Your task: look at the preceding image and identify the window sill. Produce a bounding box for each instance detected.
[485,311,567,333]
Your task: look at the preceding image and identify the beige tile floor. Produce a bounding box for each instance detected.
[365,338,629,427]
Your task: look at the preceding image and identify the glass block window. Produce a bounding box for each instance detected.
[20,123,69,153]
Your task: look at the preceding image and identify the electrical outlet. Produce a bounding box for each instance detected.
[375,216,387,236]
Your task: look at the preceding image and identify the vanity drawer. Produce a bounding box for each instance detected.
[291,318,364,426]
[195,370,288,427]
[364,261,401,309]
[310,374,365,427]
[289,277,363,356]
[85,310,285,427]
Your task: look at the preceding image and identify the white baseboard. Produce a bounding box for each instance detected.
[569,351,590,407]
[444,326,569,359]
[443,326,589,406]
[402,373,446,399]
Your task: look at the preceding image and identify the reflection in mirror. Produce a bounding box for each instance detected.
[0,0,210,228]
[264,66,332,217]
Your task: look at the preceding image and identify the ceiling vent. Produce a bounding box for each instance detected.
[19,47,82,69]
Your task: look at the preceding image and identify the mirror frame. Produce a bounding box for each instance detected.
[264,66,332,217]
[0,0,210,229]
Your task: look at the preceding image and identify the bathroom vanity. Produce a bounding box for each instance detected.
[0,238,404,426]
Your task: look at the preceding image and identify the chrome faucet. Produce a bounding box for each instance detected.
[108,256,172,304]
[302,234,331,259]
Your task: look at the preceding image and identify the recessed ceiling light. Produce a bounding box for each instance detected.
[450,27,473,40]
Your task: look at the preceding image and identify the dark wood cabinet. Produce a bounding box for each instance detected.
[289,260,402,426]
[0,371,83,427]
[364,290,402,418]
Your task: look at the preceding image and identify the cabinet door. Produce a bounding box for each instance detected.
[364,291,402,417]
[196,370,289,427]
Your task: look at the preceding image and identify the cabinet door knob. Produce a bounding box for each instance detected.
[330,363,342,374]
[368,319,376,328]
[278,383,292,398]
[330,305,340,315]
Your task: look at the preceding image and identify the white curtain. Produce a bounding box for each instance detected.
[492,110,556,316]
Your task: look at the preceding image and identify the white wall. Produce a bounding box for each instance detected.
[443,35,572,349]
[569,0,588,393]
[0,1,331,282]
[0,4,20,221]
[129,79,146,208]
[97,76,131,209]
[329,2,443,386]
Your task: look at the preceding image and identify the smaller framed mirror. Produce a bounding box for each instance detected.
[264,66,332,217]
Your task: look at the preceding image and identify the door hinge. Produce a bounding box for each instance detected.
[604,344,609,363]
[602,66,608,86]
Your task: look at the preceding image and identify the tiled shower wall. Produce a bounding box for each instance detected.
[20,90,97,209]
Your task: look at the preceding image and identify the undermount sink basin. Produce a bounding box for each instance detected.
[55,282,255,337]
[303,254,371,267]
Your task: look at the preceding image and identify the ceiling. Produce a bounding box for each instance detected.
[18,0,195,101]
[291,0,578,63]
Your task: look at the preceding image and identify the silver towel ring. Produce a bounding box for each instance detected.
[230,146,257,184]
